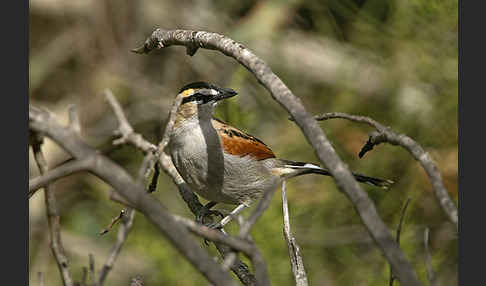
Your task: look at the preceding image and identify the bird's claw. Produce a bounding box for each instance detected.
[196,206,224,226]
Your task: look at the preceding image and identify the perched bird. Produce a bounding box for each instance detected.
[169,81,393,228]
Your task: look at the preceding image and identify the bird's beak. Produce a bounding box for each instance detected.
[216,88,238,101]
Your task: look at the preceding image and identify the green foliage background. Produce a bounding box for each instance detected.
[29,0,458,285]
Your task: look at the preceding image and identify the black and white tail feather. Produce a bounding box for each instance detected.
[283,160,394,190]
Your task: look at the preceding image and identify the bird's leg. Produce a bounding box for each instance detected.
[208,204,247,229]
[196,201,224,225]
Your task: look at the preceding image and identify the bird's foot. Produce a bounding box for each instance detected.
[195,201,225,226]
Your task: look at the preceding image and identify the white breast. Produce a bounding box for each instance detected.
[169,119,279,205]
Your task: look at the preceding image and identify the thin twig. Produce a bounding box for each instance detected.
[89,254,96,286]
[31,135,74,286]
[98,208,135,285]
[134,29,421,286]
[313,112,457,229]
[99,210,125,236]
[282,181,308,286]
[424,228,437,286]
[29,158,92,198]
[104,89,157,153]
[389,198,412,286]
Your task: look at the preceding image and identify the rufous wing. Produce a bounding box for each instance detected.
[213,118,275,160]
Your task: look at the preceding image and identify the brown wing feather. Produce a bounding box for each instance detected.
[212,118,275,160]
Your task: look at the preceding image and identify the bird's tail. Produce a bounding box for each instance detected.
[283,160,394,190]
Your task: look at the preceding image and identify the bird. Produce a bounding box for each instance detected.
[168,81,394,228]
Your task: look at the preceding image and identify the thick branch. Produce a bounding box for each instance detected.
[133,28,421,286]
[314,112,457,229]
[31,137,74,286]
[29,106,237,286]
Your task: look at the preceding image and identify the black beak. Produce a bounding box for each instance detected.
[216,87,238,101]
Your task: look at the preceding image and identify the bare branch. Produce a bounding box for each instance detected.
[389,198,412,286]
[99,209,125,236]
[31,136,74,286]
[215,243,257,286]
[29,158,92,198]
[109,190,136,208]
[313,112,457,229]
[424,228,437,286]
[282,181,308,286]
[98,208,135,285]
[104,89,157,153]
[172,215,255,254]
[98,154,156,285]
[29,106,238,286]
[133,28,421,286]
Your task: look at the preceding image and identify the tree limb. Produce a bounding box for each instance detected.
[313,112,458,229]
[29,106,238,286]
[29,158,92,198]
[133,28,422,286]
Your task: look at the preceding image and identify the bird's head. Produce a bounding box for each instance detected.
[175,81,238,121]
[179,81,237,106]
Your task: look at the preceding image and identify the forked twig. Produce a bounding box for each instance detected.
[313,112,457,229]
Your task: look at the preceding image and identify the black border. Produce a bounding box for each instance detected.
[4,0,29,284]
[459,0,479,285]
